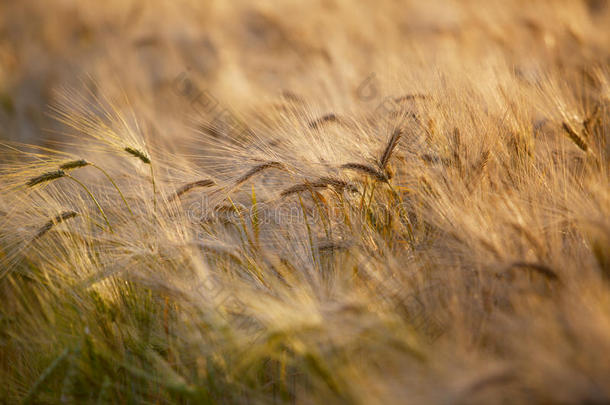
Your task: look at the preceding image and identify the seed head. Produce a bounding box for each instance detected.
[124,147,151,164]
[27,170,66,187]
[34,211,78,239]
[59,159,89,170]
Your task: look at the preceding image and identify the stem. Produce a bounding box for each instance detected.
[366,182,378,218]
[23,348,70,404]
[91,164,134,218]
[251,185,260,248]
[227,196,252,249]
[149,163,157,212]
[297,192,317,272]
[65,174,114,232]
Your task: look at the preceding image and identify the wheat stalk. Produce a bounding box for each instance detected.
[59,159,133,216]
[22,348,70,404]
[63,174,113,232]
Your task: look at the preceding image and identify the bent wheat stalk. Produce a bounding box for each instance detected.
[89,163,134,217]
[60,160,134,217]
[22,348,70,404]
[64,174,113,232]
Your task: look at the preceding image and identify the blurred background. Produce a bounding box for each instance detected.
[0,0,608,146]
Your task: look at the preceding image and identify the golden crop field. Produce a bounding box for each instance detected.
[0,1,609,403]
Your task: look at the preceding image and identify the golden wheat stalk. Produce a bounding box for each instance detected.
[26,168,113,231]
[58,159,133,216]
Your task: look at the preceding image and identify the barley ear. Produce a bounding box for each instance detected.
[27,170,66,187]
[34,211,78,239]
[561,122,588,152]
[124,146,151,164]
[379,128,402,170]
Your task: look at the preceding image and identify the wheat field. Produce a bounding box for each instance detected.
[0,1,609,404]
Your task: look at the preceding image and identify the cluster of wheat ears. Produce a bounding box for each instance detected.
[0,69,607,404]
[1,1,609,404]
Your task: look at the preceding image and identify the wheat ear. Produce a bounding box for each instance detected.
[340,163,388,182]
[26,170,66,187]
[235,161,286,186]
[379,128,402,170]
[561,122,588,152]
[124,146,156,210]
[59,160,90,170]
[34,211,78,239]
[170,179,216,201]
[308,113,342,130]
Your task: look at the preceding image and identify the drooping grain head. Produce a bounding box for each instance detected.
[379,128,402,170]
[341,163,389,182]
[171,179,216,201]
[235,161,286,186]
[34,211,78,239]
[124,147,151,164]
[26,170,66,187]
[59,160,90,170]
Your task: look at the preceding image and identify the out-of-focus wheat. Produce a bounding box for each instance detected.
[0,0,609,404]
